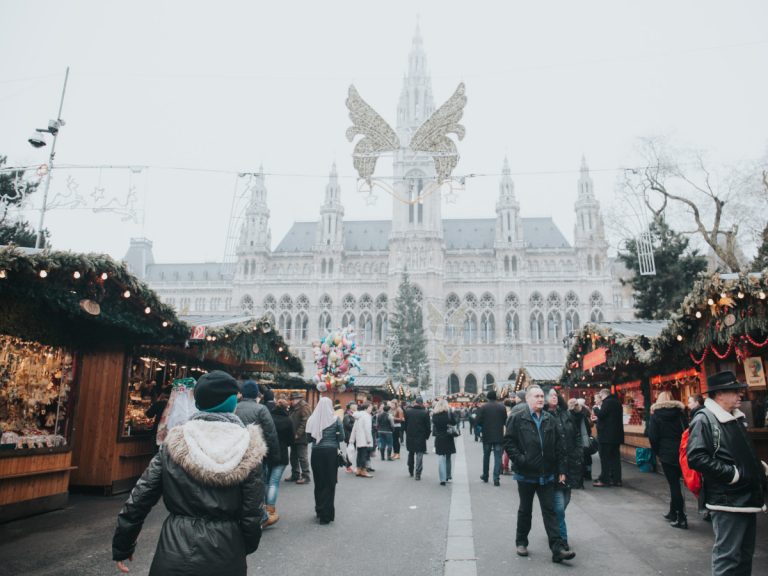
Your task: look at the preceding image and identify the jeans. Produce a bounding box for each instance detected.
[408,451,424,477]
[661,462,685,514]
[289,443,310,480]
[378,432,393,459]
[516,480,566,553]
[266,463,287,506]
[553,487,571,543]
[711,511,756,576]
[598,442,621,484]
[482,443,503,482]
[438,454,453,482]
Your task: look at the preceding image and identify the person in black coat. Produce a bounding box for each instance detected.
[263,395,295,527]
[476,389,507,485]
[432,399,456,485]
[646,391,688,528]
[113,371,265,576]
[687,371,768,575]
[546,389,582,549]
[593,388,625,487]
[404,397,431,480]
[503,385,574,563]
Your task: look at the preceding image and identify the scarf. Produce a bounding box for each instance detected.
[306,397,337,443]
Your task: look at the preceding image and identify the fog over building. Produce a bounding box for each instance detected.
[124,27,636,395]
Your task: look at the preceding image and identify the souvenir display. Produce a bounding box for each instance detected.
[311,326,362,393]
[0,335,73,450]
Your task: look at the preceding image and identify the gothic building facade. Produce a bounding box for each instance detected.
[124,28,635,396]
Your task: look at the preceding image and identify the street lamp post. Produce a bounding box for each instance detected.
[32,67,69,249]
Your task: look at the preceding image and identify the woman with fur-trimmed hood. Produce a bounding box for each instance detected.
[112,370,266,575]
[647,391,688,529]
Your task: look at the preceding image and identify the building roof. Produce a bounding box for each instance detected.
[179,314,253,327]
[145,262,227,282]
[595,320,669,339]
[353,375,390,388]
[273,217,571,253]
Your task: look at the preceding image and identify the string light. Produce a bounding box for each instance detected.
[695,311,702,318]
[737,291,745,299]
[123,290,131,298]
[144,306,151,314]
[39,270,48,278]
[707,298,715,306]
[101,272,108,280]
[0,270,6,279]
[162,321,169,327]
[676,334,683,342]
[72,271,81,279]
[760,291,766,300]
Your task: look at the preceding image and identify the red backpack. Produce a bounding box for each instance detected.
[679,409,721,497]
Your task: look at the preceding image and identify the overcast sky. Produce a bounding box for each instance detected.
[2,1,766,263]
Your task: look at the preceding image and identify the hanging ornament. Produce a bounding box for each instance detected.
[723,313,736,327]
[79,299,101,316]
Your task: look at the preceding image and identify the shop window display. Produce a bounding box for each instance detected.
[0,335,74,450]
[121,356,180,438]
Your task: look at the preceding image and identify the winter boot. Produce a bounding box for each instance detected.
[662,505,675,521]
[670,511,688,529]
[263,505,280,528]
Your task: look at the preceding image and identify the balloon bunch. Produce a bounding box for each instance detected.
[312,327,362,392]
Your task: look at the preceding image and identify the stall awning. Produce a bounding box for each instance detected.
[522,365,563,383]
[598,320,669,339]
[353,375,390,389]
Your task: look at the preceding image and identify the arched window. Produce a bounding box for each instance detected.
[530,311,544,343]
[359,293,373,310]
[319,294,332,310]
[505,311,520,340]
[480,311,495,344]
[279,294,293,311]
[590,291,605,308]
[448,374,460,394]
[565,309,580,334]
[296,294,310,310]
[463,311,478,345]
[587,255,593,273]
[375,293,388,311]
[342,293,356,310]
[359,312,373,344]
[318,311,331,335]
[464,374,478,394]
[263,294,276,312]
[511,255,518,273]
[240,294,254,315]
[483,373,495,390]
[278,311,292,340]
[321,259,327,275]
[590,309,605,323]
[342,311,355,328]
[328,259,334,275]
[375,312,388,343]
[504,255,509,273]
[547,310,562,342]
[295,312,309,343]
[564,291,579,309]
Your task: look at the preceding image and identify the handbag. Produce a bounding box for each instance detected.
[447,423,461,437]
[586,436,599,456]
[337,449,347,468]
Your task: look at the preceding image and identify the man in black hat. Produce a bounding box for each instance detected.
[687,370,768,576]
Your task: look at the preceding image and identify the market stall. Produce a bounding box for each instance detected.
[560,320,694,462]
[655,271,768,459]
[0,247,187,520]
[515,365,563,392]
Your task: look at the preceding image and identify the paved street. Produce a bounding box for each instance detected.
[1,431,766,576]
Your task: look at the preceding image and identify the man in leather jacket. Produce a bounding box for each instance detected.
[504,385,575,563]
[687,370,768,576]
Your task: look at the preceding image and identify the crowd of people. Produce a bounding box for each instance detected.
[110,369,767,575]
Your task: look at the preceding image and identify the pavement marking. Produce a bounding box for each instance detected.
[444,433,477,576]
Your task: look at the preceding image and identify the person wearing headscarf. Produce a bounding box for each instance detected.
[306,397,344,524]
[112,370,265,575]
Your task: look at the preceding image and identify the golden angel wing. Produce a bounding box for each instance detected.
[409,83,467,182]
[346,85,400,183]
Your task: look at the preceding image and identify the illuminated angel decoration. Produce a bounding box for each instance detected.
[346,82,467,186]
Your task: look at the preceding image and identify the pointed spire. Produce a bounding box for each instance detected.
[330,162,337,177]
[502,155,511,175]
[398,20,434,131]
[498,157,516,201]
[325,161,341,204]
[577,155,594,199]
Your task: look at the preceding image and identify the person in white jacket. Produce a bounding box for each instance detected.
[349,403,374,478]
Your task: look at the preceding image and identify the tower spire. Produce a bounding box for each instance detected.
[397,22,435,131]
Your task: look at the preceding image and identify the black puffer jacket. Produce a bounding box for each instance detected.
[404,405,431,452]
[646,400,687,467]
[112,412,266,575]
[270,405,295,465]
[687,399,766,513]
[596,394,624,444]
[504,408,565,479]
[548,405,583,486]
[476,401,507,444]
[235,398,280,465]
